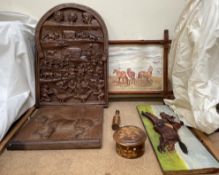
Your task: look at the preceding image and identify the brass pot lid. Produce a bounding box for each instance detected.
[113,125,147,147]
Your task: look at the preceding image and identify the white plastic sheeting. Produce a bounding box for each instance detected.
[0,12,36,141]
[165,0,219,134]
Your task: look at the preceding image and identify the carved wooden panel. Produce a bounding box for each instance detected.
[7,3,108,150]
[35,3,108,107]
[8,106,103,150]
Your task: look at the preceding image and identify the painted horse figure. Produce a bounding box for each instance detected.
[127,68,136,85]
[138,65,153,83]
[113,69,128,85]
[141,111,188,154]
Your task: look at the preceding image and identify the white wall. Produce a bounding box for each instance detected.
[0,0,186,39]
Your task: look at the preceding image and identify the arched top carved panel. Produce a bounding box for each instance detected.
[35,3,108,107]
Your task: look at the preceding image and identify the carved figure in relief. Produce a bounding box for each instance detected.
[69,71,76,78]
[82,12,93,24]
[42,72,54,79]
[76,31,90,40]
[94,89,104,101]
[127,68,136,85]
[74,90,93,103]
[89,33,97,41]
[54,72,62,79]
[53,11,64,22]
[53,88,73,103]
[67,80,76,93]
[96,65,103,75]
[89,56,97,66]
[46,50,57,57]
[82,12,98,25]
[67,12,78,23]
[78,64,86,76]
[81,44,93,60]
[76,31,85,39]
[42,32,60,41]
[95,80,105,101]
[160,112,183,130]
[56,80,68,90]
[40,59,50,68]
[63,72,69,78]
[76,31,100,41]
[34,115,55,139]
[34,115,94,139]
[40,84,53,102]
[81,80,90,91]
[51,59,61,69]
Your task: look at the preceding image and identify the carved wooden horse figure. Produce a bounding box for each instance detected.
[141,111,188,154]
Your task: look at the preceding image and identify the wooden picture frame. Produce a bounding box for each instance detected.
[108,30,170,98]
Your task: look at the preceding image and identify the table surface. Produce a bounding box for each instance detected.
[0,101,218,175]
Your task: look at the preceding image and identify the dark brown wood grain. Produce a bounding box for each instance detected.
[163,30,170,98]
[7,106,103,150]
[35,3,108,107]
[8,3,108,150]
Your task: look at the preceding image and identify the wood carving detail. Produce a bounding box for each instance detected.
[141,112,188,154]
[34,115,95,139]
[8,106,103,146]
[7,4,107,151]
[36,4,108,106]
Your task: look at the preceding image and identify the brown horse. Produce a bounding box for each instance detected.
[138,66,153,82]
[113,69,128,85]
[127,68,136,85]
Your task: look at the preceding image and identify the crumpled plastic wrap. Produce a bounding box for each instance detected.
[0,12,37,141]
[165,0,219,134]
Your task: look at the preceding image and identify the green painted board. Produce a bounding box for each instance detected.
[137,104,219,174]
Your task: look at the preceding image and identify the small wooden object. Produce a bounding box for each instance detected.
[113,125,147,159]
[112,110,120,130]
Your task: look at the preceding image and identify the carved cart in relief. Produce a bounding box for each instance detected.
[8,3,108,150]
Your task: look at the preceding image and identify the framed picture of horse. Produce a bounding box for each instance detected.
[108,30,170,98]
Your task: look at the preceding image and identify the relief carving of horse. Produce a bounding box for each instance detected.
[34,115,94,139]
